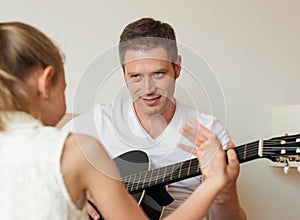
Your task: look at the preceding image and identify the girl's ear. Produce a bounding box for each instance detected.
[37,66,55,98]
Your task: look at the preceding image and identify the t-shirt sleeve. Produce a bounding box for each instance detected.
[61,111,99,142]
[211,117,231,149]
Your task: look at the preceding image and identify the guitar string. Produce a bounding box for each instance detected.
[124,142,261,188]
[124,147,295,188]
[126,157,247,190]
[124,141,300,189]
[124,140,298,182]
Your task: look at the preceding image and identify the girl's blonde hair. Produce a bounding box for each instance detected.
[0,22,64,131]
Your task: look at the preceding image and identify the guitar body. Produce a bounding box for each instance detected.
[114,150,173,220]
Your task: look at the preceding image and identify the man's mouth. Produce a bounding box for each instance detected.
[141,96,161,105]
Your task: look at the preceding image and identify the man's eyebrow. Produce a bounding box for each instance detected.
[126,71,140,75]
[126,68,167,75]
[152,68,168,73]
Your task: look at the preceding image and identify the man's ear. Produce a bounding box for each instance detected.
[37,66,55,98]
[175,55,182,79]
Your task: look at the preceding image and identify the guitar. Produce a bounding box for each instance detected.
[92,134,300,220]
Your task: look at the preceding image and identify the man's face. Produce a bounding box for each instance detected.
[123,46,181,118]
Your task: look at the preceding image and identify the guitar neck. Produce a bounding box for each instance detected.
[123,140,261,193]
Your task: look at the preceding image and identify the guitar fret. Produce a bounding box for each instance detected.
[187,159,192,176]
[162,166,167,183]
[181,161,187,178]
[148,170,154,187]
[155,168,160,185]
[178,162,183,178]
[182,159,194,178]
[189,159,198,174]
[142,171,147,189]
[150,169,157,186]
[131,174,137,192]
[170,164,175,181]
[243,144,247,160]
[136,172,142,190]
[162,165,174,183]
[123,176,128,190]
[235,140,260,163]
[127,175,132,191]
[173,163,181,180]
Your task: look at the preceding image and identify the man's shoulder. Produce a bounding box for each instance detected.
[95,98,132,111]
[73,98,132,118]
[62,98,133,131]
[177,102,230,145]
[176,101,217,122]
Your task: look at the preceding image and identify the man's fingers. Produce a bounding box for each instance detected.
[227,149,239,170]
[227,141,235,149]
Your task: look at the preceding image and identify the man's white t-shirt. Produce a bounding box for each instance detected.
[63,98,231,217]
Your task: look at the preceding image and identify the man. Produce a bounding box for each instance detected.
[63,18,246,220]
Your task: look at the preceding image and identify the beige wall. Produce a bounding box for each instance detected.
[2,0,300,219]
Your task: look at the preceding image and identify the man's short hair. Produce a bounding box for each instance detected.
[119,18,178,64]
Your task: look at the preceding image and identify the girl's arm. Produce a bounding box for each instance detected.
[62,133,148,220]
[178,118,247,220]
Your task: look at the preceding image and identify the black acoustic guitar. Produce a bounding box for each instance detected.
[91,134,300,220]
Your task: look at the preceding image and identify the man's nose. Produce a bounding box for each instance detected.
[144,76,156,94]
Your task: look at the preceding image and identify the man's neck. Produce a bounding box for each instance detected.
[134,101,176,138]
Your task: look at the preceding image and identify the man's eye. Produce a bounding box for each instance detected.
[153,72,163,78]
[131,74,140,79]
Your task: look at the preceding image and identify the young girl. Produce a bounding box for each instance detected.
[0,21,235,219]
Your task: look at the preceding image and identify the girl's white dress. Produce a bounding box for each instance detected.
[0,112,88,220]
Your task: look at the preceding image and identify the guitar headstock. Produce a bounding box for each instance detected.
[269,133,300,142]
[263,134,300,173]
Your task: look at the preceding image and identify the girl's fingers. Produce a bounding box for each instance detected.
[180,124,207,146]
[179,118,223,169]
[177,142,197,155]
[180,118,214,147]
[178,142,207,159]
[189,118,211,138]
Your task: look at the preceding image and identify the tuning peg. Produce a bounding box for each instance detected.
[280,140,286,145]
[284,165,290,174]
[297,167,300,173]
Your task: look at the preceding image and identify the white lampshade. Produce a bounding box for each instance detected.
[271,104,300,136]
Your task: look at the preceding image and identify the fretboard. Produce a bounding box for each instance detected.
[123,140,260,193]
